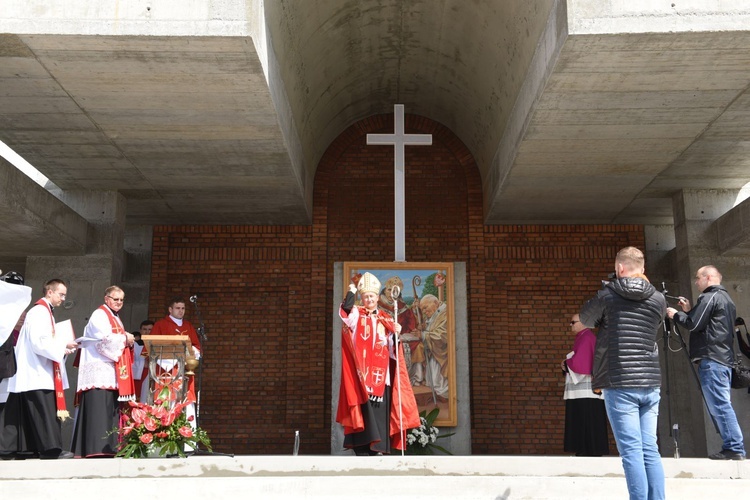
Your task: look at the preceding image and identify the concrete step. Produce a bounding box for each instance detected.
[1,455,748,499]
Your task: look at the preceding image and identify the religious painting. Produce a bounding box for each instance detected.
[343,262,457,427]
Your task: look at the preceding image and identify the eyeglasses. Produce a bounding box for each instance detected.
[56,292,67,299]
[106,296,124,303]
[569,320,580,325]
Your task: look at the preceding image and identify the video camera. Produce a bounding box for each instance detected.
[601,272,616,287]
[659,282,682,303]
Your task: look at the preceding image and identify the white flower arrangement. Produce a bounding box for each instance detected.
[405,408,453,455]
[407,415,439,447]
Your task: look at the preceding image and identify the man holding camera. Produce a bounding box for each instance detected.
[580,247,666,500]
[667,265,745,460]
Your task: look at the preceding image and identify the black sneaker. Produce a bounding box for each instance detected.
[40,450,74,460]
[708,449,746,460]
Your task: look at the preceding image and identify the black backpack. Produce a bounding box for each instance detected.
[0,332,17,381]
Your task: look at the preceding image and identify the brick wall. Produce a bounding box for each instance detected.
[149,115,643,455]
[476,225,642,454]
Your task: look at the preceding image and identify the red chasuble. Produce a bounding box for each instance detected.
[150,315,200,402]
[336,306,420,450]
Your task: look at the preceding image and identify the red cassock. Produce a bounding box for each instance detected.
[149,316,201,403]
[336,306,420,451]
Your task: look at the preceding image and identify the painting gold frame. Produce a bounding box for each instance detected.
[343,261,457,427]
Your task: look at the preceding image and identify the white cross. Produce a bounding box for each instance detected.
[367,104,432,262]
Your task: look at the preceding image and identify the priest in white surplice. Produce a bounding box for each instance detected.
[71,285,135,458]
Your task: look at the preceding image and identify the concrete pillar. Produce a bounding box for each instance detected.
[644,225,685,457]
[644,224,675,285]
[669,189,750,457]
[120,224,153,329]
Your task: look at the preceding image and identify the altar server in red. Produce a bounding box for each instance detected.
[150,297,201,425]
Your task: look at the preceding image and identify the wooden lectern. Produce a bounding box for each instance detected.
[140,335,192,405]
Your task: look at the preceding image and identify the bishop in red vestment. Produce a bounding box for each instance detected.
[337,273,419,455]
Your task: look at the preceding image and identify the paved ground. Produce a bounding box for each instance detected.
[0,455,748,499]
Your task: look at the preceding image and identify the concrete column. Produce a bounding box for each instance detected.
[644,224,675,283]
[644,224,685,457]
[120,224,153,328]
[669,189,750,458]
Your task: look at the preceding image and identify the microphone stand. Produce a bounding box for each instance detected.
[660,284,678,458]
[190,295,207,429]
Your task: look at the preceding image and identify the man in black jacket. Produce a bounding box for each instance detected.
[667,265,745,460]
[580,246,666,500]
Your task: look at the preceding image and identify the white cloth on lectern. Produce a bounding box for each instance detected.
[132,343,146,380]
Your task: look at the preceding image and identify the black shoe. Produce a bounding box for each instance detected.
[353,445,371,456]
[709,449,746,460]
[40,450,74,460]
[0,452,15,461]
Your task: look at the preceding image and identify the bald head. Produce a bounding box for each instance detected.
[695,265,722,292]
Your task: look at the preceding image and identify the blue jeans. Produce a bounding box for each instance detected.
[698,359,745,454]
[603,387,665,500]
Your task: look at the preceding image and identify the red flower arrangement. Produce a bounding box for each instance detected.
[116,387,211,458]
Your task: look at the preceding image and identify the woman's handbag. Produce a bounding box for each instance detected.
[732,318,750,389]
[0,333,16,380]
[731,360,750,389]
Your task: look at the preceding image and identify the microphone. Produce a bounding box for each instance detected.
[190,295,198,303]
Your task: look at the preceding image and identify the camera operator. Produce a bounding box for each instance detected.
[0,278,77,460]
[0,273,31,373]
[666,265,745,461]
[579,247,666,500]
[0,272,32,414]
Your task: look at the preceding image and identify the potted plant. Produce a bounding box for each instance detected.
[404,408,454,455]
[116,387,211,458]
